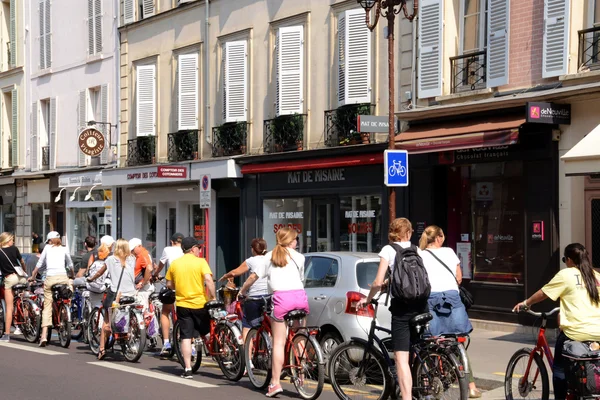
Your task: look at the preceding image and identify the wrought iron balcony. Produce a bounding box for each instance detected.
[41,146,49,170]
[450,50,486,93]
[211,122,248,157]
[324,103,375,147]
[263,114,307,153]
[578,26,600,71]
[168,130,199,162]
[127,136,157,166]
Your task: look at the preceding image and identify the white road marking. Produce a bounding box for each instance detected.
[0,342,68,355]
[88,362,218,388]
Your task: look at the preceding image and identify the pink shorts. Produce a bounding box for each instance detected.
[272,289,309,322]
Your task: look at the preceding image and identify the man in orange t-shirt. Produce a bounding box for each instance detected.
[129,238,154,310]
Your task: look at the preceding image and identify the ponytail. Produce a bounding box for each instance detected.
[271,227,297,267]
[565,243,599,306]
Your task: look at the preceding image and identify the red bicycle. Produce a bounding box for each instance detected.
[0,283,42,343]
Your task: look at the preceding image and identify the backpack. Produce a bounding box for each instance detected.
[389,244,431,303]
[86,259,108,293]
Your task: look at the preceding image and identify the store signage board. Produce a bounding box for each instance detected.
[200,174,211,208]
[531,221,545,241]
[357,115,390,133]
[78,128,106,157]
[384,150,409,187]
[102,165,191,186]
[526,102,571,125]
[59,171,103,188]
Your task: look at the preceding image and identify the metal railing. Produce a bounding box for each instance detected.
[578,26,600,71]
[211,122,248,157]
[324,103,375,147]
[263,114,307,153]
[168,130,199,162]
[127,136,156,166]
[450,50,486,93]
[41,146,49,170]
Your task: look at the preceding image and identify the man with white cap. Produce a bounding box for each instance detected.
[129,238,154,310]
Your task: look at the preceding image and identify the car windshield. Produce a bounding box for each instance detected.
[356,261,379,289]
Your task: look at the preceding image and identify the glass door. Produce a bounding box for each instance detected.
[312,199,339,252]
[586,191,600,269]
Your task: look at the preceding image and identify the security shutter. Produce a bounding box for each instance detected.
[78,90,88,166]
[31,102,39,172]
[338,9,371,106]
[142,0,155,18]
[223,41,248,123]
[178,53,199,130]
[9,0,16,67]
[10,89,17,167]
[88,0,102,55]
[543,0,570,77]
[123,0,135,24]
[49,97,57,169]
[276,25,304,116]
[418,0,443,98]
[100,84,109,164]
[486,0,509,87]
[136,65,156,136]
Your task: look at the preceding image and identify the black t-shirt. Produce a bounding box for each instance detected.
[0,246,23,276]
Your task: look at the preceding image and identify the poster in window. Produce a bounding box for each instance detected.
[456,242,472,279]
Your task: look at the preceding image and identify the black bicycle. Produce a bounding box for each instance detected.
[328,294,468,400]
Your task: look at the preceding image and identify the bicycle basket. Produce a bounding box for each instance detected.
[51,285,72,301]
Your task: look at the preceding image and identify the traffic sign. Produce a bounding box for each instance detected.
[200,174,211,208]
[384,150,409,187]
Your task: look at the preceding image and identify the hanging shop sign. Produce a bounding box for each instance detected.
[526,102,571,125]
[78,128,106,156]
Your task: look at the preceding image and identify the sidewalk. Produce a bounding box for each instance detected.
[468,321,559,399]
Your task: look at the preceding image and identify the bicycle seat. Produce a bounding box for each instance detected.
[284,309,307,321]
[51,284,68,292]
[12,284,27,291]
[409,313,433,327]
[119,296,136,305]
[74,283,87,290]
[149,292,159,301]
[204,300,225,310]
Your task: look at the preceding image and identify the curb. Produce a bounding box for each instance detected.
[470,319,528,334]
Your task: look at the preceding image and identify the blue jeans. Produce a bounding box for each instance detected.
[427,291,473,336]
[553,331,568,400]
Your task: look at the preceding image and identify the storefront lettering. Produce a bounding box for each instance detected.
[488,234,514,243]
[344,210,376,218]
[287,168,346,184]
[127,172,159,180]
[269,212,304,219]
[273,224,302,234]
[347,222,373,234]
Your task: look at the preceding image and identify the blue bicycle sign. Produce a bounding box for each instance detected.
[384,150,409,187]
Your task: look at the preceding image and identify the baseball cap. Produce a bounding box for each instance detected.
[181,237,200,252]
[170,232,184,243]
[128,238,142,251]
[100,235,115,247]
[46,231,60,241]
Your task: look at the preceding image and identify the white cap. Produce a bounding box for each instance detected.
[128,238,142,251]
[100,235,115,247]
[46,231,60,241]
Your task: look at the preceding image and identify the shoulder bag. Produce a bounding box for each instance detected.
[424,249,474,310]
[0,247,27,278]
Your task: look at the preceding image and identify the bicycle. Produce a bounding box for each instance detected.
[70,283,92,342]
[172,299,245,380]
[0,283,42,343]
[44,284,73,348]
[388,160,407,178]
[328,294,468,400]
[243,296,325,400]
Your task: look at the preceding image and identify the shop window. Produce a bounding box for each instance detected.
[31,204,51,253]
[141,205,156,258]
[0,203,15,233]
[263,198,310,253]
[69,207,110,255]
[339,195,382,253]
[191,204,207,256]
[304,256,338,288]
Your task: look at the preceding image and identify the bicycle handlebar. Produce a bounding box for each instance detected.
[518,306,560,317]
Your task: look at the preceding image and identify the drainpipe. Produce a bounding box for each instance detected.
[204,0,211,144]
[116,0,121,162]
[410,15,417,109]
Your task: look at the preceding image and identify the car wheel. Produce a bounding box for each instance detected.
[320,331,343,372]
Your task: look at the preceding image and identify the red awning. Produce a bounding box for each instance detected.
[240,153,383,174]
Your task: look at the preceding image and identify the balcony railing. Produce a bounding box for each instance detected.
[41,146,49,170]
[211,122,248,157]
[127,136,156,166]
[324,103,375,147]
[168,130,199,162]
[450,50,486,93]
[263,114,307,153]
[578,26,600,71]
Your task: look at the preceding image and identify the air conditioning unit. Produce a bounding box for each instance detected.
[178,0,195,5]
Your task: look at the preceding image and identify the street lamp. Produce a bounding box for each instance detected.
[356,0,418,221]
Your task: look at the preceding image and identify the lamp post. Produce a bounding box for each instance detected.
[357,0,417,222]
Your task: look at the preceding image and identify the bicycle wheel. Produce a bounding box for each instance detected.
[505,348,549,400]
[289,332,325,400]
[328,340,392,400]
[245,327,272,390]
[58,304,71,348]
[87,308,102,355]
[0,301,5,335]
[22,300,42,343]
[71,300,84,340]
[173,321,203,372]
[122,310,146,362]
[81,300,92,344]
[413,351,468,400]
[215,322,245,381]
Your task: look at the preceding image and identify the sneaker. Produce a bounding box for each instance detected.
[181,369,193,379]
[0,334,9,342]
[160,342,172,358]
[266,384,283,398]
[13,327,22,335]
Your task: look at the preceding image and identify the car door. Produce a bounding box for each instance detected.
[304,256,340,328]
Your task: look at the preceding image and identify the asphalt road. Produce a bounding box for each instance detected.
[0,335,338,400]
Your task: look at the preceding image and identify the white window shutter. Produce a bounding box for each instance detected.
[224,41,248,123]
[142,0,155,18]
[94,0,102,54]
[78,90,88,166]
[9,0,16,67]
[276,26,304,116]
[339,9,371,106]
[11,89,17,167]
[31,102,39,172]
[44,0,51,68]
[418,0,443,98]
[178,53,199,130]
[88,0,94,55]
[123,0,135,24]
[39,0,45,69]
[222,46,226,121]
[487,0,509,87]
[100,84,109,164]
[49,97,57,169]
[136,65,156,136]
[337,12,346,105]
[543,0,570,77]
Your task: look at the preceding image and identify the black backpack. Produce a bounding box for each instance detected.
[389,244,431,303]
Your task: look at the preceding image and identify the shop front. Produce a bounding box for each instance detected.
[0,179,16,234]
[26,179,52,253]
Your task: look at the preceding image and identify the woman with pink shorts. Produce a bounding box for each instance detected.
[239,227,309,397]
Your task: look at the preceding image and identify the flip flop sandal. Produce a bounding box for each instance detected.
[97,349,106,360]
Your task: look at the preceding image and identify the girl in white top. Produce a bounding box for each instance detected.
[239,227,308,398]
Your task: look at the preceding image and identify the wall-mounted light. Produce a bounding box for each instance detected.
[54,188,66,203]
[84,185,98,201]
[69,187,81,201]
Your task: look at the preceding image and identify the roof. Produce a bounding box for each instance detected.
[562,123,600,176]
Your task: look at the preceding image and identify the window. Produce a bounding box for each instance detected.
[88,0,102,55]
[178,53,199,130]
[40,99,50,168]
[460,0,487,55]
[263,198,311,253]
[136,64,156,136]
[39,0,51,70]
[356,261,379,290]
[594,0,600,27]
[138,0,154,19]
[339,195,382,253]
[141,205,157,258]
[276,26,304,116]
[337,9,371,106]
[304,257,339,288]
[1,88,17,168]
[84,85,109,164]
[3,0,16,69]
[222,40,248,123]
